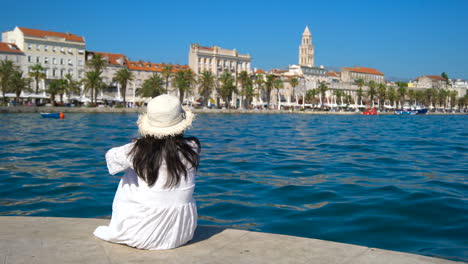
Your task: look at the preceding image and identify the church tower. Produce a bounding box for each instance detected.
[299,26,314,67]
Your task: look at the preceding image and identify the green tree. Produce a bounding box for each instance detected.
[396,81,408,108]
[367,81,377,108]
[174,69,196,103]
[10,70,31,104]
[254,74,264,103]
[64,73,80,103]
[244,79,255,109]
[377,83,387,110]
[388,86,397,107]
[198,71,216,107]
[138,73,164,98]
[114,68,134,106]
[238,70,251,109]
[162,64,173,94]
[29,63,46,94]
[87,54,107,73]
[217,71,236,108]
[82,70,103,104]
[264,74,276,109]
[0,60,19,103]
[46,79,66,106]
[318,81,328,109]
[289,77,299,104]
[449,90,457,110]
[441,72,450,87]
[305,89,317,104]
[274,78,283,110]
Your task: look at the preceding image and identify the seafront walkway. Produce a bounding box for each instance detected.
[0,216,463,264]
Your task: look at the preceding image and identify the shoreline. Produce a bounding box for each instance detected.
[1,106,466,115]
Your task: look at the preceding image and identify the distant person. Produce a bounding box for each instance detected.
[94,94,201,250]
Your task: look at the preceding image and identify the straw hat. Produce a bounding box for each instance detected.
[137,95,195,138]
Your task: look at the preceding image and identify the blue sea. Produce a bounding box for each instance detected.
[0,113,467,261]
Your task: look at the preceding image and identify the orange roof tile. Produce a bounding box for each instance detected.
[19,27,84,43]
[255,69,265,74]
[342,66,383,76]
[327,71,340,77]
[86,51,127,66]
[199,45,214,51]
[127,61,189,73]
[424,75,447,81]
[0,42,23,54]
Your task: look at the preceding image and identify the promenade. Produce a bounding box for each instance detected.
[0,216,463,264]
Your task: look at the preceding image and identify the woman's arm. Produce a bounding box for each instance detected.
[105,143,134,175]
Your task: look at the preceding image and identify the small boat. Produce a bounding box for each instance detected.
[363,108,378,115]
[40,112,64,119]
[394,108,428,115]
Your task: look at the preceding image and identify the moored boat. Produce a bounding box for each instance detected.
[40,112,64,119]
[363,108,378,115]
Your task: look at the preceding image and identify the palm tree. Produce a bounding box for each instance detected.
[289,77,299,104]
[244,79,255,109]
[82,70,103,104]
[0,60,19,103]
[161,64,173,94]
[264,74,276,109]
[10,70,31,104]
[28,63,46,94]
[217,71,236,108]
[408,89,416,106]
[355,78,365,106]
[237,70,250,109]
[114,68,134,106]
[46,79,66,106]
[305,89,317,104]
[318,81,328,110]
[87,54,107,73]
[138,73,164,98]
[198,71,216,107]
[449,90,458,110]
[64,74,80,103]
[254,74,265,105]
[367,80,377,108]
[396,82,408,108]
[174,69,196,103]
[377,83,387,110]
[274,78,283,110]
[388,86,397,108]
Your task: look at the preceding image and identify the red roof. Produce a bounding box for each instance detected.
[327,71,340,77]
[19,27,84,43]
[127,61,189,73]
[86,51,127,66]
[423,75,446,81]
[255,69,265,74]
[0,42,23,54]
[198,45,214,51]
[342,66,383,76]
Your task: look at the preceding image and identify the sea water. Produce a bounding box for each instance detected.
[0,113,466,261]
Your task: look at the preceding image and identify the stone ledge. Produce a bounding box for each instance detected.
[0,216,463,264]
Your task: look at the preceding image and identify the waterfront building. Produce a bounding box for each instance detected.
[85,51,128,100]
[0,42,24,65]
[299,26,314,67]
[341,66,384,84]
[188,43,252,77]
[2,27,86,93]
[414,75,448,90]
[452,79,467,97]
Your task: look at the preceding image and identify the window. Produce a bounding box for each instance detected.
[28,56,32,62]
[52,58,57,64]
[36,44,41,51]
[68,48,73,53]
[68,59,72,65]
[78,49,84,54]
[36,56,40,63]
[137,79,142,85]
[60,47,65,52]
[60,58,64,65]
[52,46,56,52]
[52,69,56,77]
[78,71,83,78]
[60,69,64,77]
[27,44,32,50]
[44,57,49,64]
[45,45,49,51]
[78,60,83,66]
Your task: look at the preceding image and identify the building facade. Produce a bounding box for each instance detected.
[0,42,24,65]
[188,43,251,77]
[2,27,86,92]
[298,26,314,67]
[341,66,384,84]
[415,75,448,89]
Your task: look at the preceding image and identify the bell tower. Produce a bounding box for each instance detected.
[299,26,314,67]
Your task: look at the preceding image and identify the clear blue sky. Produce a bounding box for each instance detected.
[1,0,467,80]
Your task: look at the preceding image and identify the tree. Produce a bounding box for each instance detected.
[162,64,173,93]
[305,89,317,104]
[244,78,255,109]
[87,54,107,73]
[174,69,196,103]
[318,81,328,109]
[114,68,134,106]
[289,77,299,104]
[198,71,216,107]
[449,90,458,110]
[396,81,408,108]
[138,73,164,98]
[64,73,80,103]
[264,74,276,109]
[82,70,103,104]
[388,86,397,107]
[274,78,283,110]
[29,63,46,94]
[237,70,251,109]
[10,71,31,104]
[441,72,450,87]
[254,74,265,104]
[355,78,365,106]
[46,79,66,106]
[217,71,236,108]
[367,80,377,108]
[0,60,19,103]
[377,83,387,110]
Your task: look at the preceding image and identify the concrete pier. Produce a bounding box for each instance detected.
[0,217,463,264]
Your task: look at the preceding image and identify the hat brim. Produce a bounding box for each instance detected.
[137,106,195,138]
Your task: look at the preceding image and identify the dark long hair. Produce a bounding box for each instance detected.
[130,135,200,188]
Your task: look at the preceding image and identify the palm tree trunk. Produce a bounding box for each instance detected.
[35,78,39,94]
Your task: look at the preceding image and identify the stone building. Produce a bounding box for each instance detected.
[0,42,24,65]
[341,66,384,84]
[299,26,314,67]
[2,27,86,92]
[414,75,448,89]
[188,43,251,77]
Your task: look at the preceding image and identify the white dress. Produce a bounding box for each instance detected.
[93,141,199,250]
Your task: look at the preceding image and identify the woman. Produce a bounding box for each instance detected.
[94,94,201,250]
